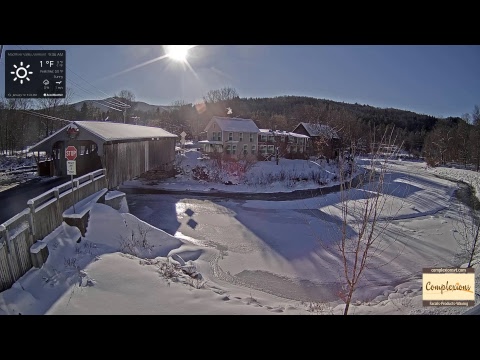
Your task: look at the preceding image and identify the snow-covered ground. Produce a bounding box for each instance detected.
[0,154,39,192]
[122,150,353,193]
[1,156,479,315]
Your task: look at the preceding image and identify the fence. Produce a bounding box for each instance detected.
[0,168,108,292]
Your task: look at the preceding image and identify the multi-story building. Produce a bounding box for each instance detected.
[198,116,260,158]
[257,129,310,159]
[291,122,341,159]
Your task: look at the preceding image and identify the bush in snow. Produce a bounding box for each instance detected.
[118,223,154,257]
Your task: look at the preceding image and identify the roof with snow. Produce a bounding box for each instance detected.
[208,116,260,133]
[295,122,339,139]
[29,121,177,153]
[259,129,310,138]
[74,121,177,141]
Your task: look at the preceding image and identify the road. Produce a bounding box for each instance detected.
[0,176,69,224]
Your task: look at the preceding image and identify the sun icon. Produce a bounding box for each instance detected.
[11,62,33,84]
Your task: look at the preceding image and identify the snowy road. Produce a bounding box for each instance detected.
[126,161,471,304]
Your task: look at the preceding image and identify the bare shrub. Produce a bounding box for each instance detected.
[186,277,207,289]
[64,257,78,269]
[118,223,154,257]
[192,165,206,180]
[158,258,180,279]
[306,301,334,315]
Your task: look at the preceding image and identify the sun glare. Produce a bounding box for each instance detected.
[166,45,194,62]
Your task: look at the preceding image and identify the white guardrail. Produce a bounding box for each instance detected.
[0,168,107,292]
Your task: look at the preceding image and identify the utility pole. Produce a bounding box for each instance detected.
[123,109,126,124]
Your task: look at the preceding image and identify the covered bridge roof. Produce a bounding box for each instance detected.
[74,121,177,141]
[29,121,177,153]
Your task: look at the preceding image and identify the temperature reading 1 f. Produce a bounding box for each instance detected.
[40,61,54,67]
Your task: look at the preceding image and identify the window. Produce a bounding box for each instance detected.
[261,134,267,142]
[260,145,267,154]
[226,145,231,154]
[232,145,237,155]
[251,145,256,155]
[250,133,254,142]
[268,135,274,142]
[217,132,222,141]
[212,132,216,141]
[239,132,243,141]
[281,136,285,142]
[229,132,233,141]
[267,145,274,154]
[243,144,248,155]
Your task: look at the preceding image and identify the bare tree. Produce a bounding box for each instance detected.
[456,116,471,169]
[472,105,480,126]
[58,87,75,120]
[453,198,480,268]
[470,105,480,171]
[423,122,455,166]
[16,98,33,154]
[115,89,136,123]
[2,98,20,154]
[35,97,63,137]
[203,87,239,104]
[315,127,406,315]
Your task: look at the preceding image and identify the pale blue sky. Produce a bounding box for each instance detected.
[1,45,479,118]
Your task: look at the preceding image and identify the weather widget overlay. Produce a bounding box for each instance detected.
[5,50,66,99]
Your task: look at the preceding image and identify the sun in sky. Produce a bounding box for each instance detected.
[165,45,195,62]
[99,45,199,83]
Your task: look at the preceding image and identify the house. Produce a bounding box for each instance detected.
[257,129,310,159]
[198,116,260,158]
[291,122,340,159]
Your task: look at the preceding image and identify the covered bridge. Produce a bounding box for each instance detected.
[29,121,177,189]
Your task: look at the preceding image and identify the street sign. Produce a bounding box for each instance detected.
[66,160,76,175]
[65,146,77,161]
[180,131,187,138]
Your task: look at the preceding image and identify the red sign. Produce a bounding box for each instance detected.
[65,146,77,161]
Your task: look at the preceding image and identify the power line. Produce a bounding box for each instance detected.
[67,67,130,108]
[21,109,71,123]
[67,77,125,112]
